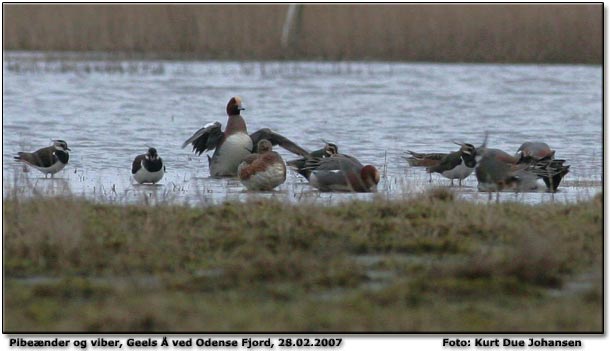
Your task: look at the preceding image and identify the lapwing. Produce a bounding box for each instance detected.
[181,96,309,177]
[14,140,71,178]
[132,147,165,184]
[237,139,286,191]
[304,153,380,192]
[405,142,476,184]
[286,141,339,180]
[425,142,477,186]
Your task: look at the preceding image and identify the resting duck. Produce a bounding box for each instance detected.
[474,136,569,197]
[515,142,555,162]
[132,147,165,184]
[286,142,338,180]
[14,140,71,178]
[182,96,309,177]
[515,142,569,191]
[305,154,380,192]
[238,139,286,191]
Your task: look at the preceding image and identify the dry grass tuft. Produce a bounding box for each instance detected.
[2,191,602,332]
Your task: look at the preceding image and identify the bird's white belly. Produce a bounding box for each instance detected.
[134,164,165,184]
[441,162,474,180]
[239,162,286,191]
[211,133,253,177]
[32,161,66,175]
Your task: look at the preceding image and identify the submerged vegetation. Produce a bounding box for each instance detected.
[2,190,602,332]
[3,4,601,63]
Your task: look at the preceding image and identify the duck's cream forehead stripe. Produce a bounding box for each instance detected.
[234,96,242,105]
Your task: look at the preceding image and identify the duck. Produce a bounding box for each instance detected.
[475,147,540,200]
[515,141,555,163]
[514,141,569,191]
[425,142,477,186]
[304,153,380,192]
[182,96,309,177]
[286,141,338,180]
[14,139,71,178]
[474,135,569,197]
[132,147,165,184]
[237,139,286,191]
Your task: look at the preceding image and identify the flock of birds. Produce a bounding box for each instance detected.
[13,96,570,200]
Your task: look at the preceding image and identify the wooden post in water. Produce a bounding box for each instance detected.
[281,4,303,55]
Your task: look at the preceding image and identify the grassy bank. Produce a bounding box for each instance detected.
[2,4,601,63]
[2,190,603,332]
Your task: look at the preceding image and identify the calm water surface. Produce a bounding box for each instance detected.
[2,53,603,205]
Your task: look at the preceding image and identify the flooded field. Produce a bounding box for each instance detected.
[2,52,603,332]
[2,52,603,205]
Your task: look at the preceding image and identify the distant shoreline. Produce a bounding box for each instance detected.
[2,4,602,64]
[2,50,603,66]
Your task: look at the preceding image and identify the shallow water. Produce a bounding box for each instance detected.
[2,52,602,205]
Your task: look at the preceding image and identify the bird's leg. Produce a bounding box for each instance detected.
[428,173,432,183]
[488,191,492,201]
[459,179,462,187]
[450,179,454,187]
[496,191,500,203]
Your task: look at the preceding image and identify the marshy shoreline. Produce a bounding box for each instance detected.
[3,190,602,332]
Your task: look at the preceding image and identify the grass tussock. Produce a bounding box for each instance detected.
[2,4,601,63]
[2,191,602,332]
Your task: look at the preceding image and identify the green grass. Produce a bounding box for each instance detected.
[2,190,603,332]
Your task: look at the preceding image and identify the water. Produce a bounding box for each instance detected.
[2,52,602,205]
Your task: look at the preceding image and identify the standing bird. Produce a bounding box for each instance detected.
[14,140,71,178]
[182,96,309,177]
[287,142,339,180]
[475,148,540,200]
[405,142,475,184]
[132,147,165,184]
[425,143,477,186]
[237,139,286,191]
[304,154,380,192]
[404,151,448,168]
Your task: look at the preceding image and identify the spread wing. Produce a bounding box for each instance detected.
[182,122,224,155]
[249,128,309,157]
[132,154,145,174]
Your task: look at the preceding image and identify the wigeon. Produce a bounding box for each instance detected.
[182,97,309,177]
[237,139,286,191]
